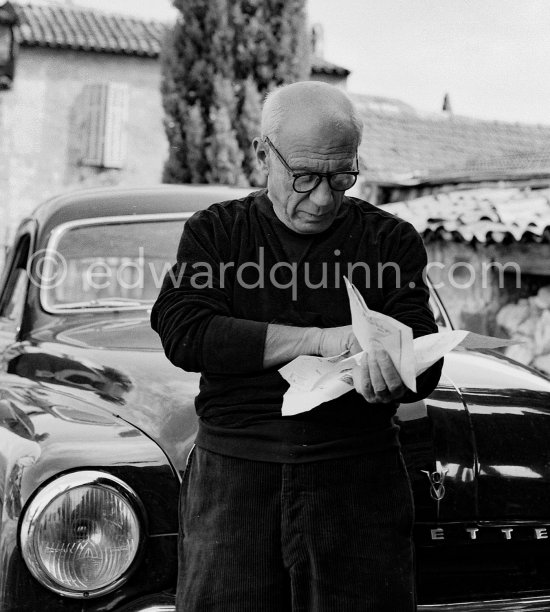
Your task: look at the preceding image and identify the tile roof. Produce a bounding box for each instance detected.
[426,149,550,184]
[14,2,167,57]
[12,2,349,76]
[383,187,550,244]
[311,56,350,77]
[351,93,550,185]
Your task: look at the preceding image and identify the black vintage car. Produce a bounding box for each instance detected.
[1,185,550,612]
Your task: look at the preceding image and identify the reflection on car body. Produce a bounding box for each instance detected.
[1,185,550,611]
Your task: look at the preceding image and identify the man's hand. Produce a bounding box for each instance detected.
[352,340,406,404]
[317,325,362,357]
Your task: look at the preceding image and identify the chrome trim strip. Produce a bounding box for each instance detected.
[121,606,175,612]
[19,470,146,599]
[116,593,175,612]
[419,594,550,611]
[39,212,193,315]
[105,593,550,612]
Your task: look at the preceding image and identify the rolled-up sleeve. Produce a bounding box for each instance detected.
[150,212,268,375]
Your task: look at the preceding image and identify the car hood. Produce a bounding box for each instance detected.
[441,347,550,394]
[3,313,199,473]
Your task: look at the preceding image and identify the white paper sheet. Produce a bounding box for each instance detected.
[279,279,519,416]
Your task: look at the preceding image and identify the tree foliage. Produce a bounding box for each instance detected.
[161,0,310,186]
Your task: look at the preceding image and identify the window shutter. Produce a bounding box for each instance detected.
[81,83,106,167]
[103,83,129,168]
[80,82,129,169]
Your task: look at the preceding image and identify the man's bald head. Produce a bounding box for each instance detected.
[261,82,363,149]
[253,81,362,234]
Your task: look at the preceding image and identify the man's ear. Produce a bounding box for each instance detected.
[253,137,268,174]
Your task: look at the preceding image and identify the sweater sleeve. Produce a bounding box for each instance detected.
[150,209,268,375]
[381,220,443,403]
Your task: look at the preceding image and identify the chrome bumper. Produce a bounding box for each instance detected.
[124,607,174,612]
[117,593,175,612]
[120,593,550,611]
[419,594,550,611]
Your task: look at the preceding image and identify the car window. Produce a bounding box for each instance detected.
[0,235,30,327]
[42,219,185,310]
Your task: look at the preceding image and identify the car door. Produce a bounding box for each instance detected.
[453,352,550,599]
[398,286,478,604]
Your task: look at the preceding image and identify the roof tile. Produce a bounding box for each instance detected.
[14,2,171,57]
[352,92,550,182]
[384,187,550,244]
[310,56,350,76]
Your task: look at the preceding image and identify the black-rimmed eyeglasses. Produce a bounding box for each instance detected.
[263,136,359,194]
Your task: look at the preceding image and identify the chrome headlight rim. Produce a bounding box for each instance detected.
[19,469,146,599]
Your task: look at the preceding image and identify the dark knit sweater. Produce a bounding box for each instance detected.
[150,190,442,462]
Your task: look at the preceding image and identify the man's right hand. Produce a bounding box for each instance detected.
[352,340,406,404]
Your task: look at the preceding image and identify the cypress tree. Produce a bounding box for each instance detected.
[185,103,207,183]
[205,106,246,186]
[161,0,310,186]
[205,75,246,185]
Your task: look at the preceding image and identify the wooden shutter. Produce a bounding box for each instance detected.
[80,82,129,169]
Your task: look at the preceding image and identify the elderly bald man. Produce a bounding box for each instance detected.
[151,81,442,612]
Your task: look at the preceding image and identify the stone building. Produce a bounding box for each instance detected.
[0,1,350,264]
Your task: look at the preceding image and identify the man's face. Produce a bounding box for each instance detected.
[255,122,357,235]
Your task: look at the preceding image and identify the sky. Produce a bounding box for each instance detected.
[29,0,550,125]
[307,0,550,125]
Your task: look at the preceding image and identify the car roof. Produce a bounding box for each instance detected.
[29,184,256,237]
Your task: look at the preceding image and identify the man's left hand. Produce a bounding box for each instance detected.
[352,340,406,404]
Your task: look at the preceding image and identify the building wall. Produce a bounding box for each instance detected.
[0,47,167,261]
[426,241,506,336]
[426,240,550,376]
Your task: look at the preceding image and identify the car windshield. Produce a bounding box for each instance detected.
[42,219,185,310]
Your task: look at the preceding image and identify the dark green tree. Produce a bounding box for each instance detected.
[185,103,207,183]
[205,75,246,185]
[161,0,310,185]
[205,105,246,186]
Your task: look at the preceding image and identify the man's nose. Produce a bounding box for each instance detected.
[309,177,334,209]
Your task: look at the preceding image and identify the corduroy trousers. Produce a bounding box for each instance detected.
[176,445,416,612]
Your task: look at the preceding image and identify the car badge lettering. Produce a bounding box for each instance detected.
[426,525,550,542]
[536,528,548,539]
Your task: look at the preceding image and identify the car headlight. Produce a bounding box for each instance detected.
[19,470,144,598]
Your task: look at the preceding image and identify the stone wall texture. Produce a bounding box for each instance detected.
[426,241,550,377]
